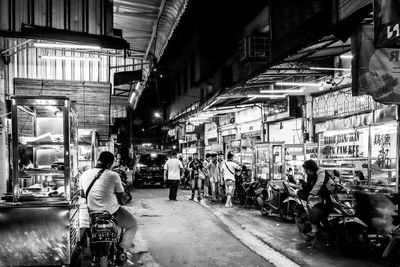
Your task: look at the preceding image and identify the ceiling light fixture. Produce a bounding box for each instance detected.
[40,55,101,61]
[309,67,351,71]
[247,94,287,98]
[34,43,101,50]
[275,82,321,87]
[259,89,303,94]
[340,54,353,59]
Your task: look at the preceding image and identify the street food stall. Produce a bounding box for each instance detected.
[316,106,398,235]
[254,142,284,180]
[0,96,80,266]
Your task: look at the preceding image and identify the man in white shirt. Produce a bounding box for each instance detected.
[222,152,241,208]
[80,151,137,260]
[164,151,184,201]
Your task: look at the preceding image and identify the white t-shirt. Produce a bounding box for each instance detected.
[80,168,124,214]
[164,158,183,180]
[222,161,239,181]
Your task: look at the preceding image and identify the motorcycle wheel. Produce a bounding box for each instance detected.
[279,202,295,223]
[388,244,400,267]
[232,195,243,205]
[336,224,368,258]
[295,206,313,242]
[261,207,269,216]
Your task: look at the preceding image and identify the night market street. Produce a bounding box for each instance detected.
[128,187,386,267]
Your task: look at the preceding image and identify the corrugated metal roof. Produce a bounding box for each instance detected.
[114,0,188,62]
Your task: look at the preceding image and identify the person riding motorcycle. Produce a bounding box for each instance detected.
[301,159,336,238]
[80,151,138,266]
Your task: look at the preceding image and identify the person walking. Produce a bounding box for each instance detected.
[217,152,225,201]
[222,152,241,208]
[209,153,220,201]
[188,153,203,201]
[164,151,184,201]
[203,153,212,198]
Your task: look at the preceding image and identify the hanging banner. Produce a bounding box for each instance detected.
[352,25,400,103]
[374,0,400,47]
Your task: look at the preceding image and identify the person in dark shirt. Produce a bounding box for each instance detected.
[188,153,203,201]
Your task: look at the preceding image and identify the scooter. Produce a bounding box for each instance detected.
[231,166,260,207]
[382,193,400,267]
[88,210,128,267]
[294,184,368,257]
[258,180,297,222]
[112,166,133,203]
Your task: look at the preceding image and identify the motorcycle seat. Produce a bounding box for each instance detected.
[270,184,282,191]
[89,210,115,222]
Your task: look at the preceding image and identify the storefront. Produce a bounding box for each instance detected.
[316,106,398,191]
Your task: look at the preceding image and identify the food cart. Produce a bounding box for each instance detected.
[254,142,284,180]
[0,96,80,266]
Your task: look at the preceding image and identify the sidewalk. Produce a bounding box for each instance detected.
[186,191,386,267]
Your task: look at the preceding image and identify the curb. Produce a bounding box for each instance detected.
[191,195,301,267]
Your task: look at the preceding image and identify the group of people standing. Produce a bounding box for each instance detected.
[163,151,241,208]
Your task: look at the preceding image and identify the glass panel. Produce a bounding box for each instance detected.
[284,145,305,182]
[271,145,283,180]
[255,144,270,180]
[14,103,68,202]
[370,123,397,189]
[319,128,369,185]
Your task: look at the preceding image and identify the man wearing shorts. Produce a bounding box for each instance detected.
[222,152,241,208]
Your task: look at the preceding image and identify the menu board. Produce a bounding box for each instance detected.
[284,145,305,182]
[254,143,270,180]
[319,128,369,183]
[370,123,397,187]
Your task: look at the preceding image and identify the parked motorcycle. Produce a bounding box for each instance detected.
[113,166,133,203]
[294,184,368,257]
[382,193,400,266]
[257,180,297,222]
[88,210,128,267]
[231,166,260,207]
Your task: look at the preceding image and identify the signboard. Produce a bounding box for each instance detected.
[374,0,400,47]
[185,123,195,133]
[185,134,197,142]
[352,25,400,103]
[168,129,176,137]
[305,143,319,161]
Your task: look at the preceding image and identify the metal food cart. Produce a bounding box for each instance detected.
[0,96,80,266]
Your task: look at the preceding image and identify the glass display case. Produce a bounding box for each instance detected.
[78,129,99,172]
[254,143,270,180]
[284,144,305,183]
[318,127,369,185]
[254,142,284,180]
[0,96,79,266]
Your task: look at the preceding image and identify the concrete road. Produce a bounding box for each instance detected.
[129,186,275,267]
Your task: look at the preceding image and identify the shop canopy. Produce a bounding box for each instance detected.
[199,34,352,113]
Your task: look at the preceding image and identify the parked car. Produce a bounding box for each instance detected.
[133,153,168,188]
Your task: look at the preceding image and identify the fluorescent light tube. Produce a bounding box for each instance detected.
[259,89,303,94]
[275,82,321,87]
[340,54,353,59]
[34,43,101,50]
[247,94,287,98]
[309,67,351,71]
[40,55,101,61]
